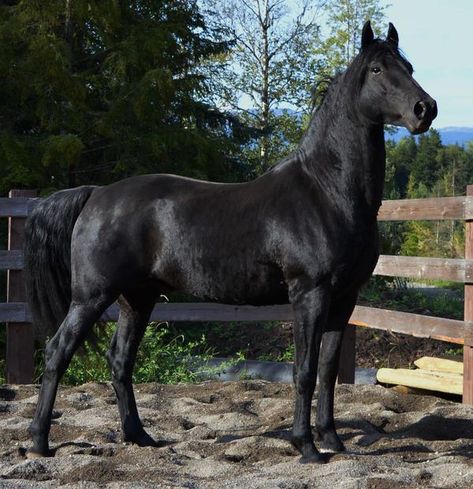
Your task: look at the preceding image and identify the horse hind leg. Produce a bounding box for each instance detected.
[106,291,159,447]
[28,296,113,457]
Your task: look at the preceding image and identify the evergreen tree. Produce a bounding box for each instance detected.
[408,128,442,195]
[385,136,417,199]
[0,0,249,196]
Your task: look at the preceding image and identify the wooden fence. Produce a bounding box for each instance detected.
[1,187,473,404]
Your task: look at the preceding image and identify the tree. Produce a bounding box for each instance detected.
[319,0,387,76]
[385,136,417,199]
[203,0,323,172]
[0,0,249,196]
[408,129,443,195]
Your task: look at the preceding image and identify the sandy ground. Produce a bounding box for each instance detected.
[0,381,472,488]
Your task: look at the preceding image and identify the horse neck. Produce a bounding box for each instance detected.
[298,85,386,222]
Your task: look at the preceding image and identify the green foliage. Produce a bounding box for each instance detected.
[203,0,322,171]
[382,129,473,259]
[34,322,214,386]
[360,277,464,321]
[314,0,387,88]
[133,324,213,384]
[258,344,294,363]
[0,0,251,196]
[410,129,443,191]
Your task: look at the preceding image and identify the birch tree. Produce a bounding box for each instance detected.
[321,0,387,72]
[204,0,323,172]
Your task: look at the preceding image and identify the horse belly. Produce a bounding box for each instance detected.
[158,251,288,306]
[230,264,289,305]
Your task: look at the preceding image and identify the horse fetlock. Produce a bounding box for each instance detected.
[27,423,51,458]
[291,435,326,464]
[317,428,345,453]
[290,434,314,454]
[123,428,158,447]
[27,430,51,457]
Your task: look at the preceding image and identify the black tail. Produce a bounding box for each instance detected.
[24,186,97,339]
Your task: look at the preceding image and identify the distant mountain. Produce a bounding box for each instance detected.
[386,126,473,147]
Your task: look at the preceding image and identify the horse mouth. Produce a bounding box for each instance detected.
[408,119,433,135]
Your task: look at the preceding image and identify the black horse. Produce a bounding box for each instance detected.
[24,22,436,463]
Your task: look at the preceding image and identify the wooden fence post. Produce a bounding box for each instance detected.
[463,185,473,404]
[338,323,356,384]
[6,189,37,384]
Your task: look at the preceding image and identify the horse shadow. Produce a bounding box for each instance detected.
[239,414,473,461]
[335,414,473,460]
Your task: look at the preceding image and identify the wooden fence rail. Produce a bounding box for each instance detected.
[1,188,473,403]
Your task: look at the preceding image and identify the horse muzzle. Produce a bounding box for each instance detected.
[406,97,438,134]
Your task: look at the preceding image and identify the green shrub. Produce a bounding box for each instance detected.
[33,322,214,386]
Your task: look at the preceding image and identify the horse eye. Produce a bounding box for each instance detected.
[371,67,382,75]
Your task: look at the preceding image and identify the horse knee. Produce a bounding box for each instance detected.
[109,357,131,384]
[295,368,316,393]
[44,344,54,365]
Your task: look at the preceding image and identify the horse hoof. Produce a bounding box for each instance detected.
[299,452,327,464]
[127,433,156,447]
[316,429,346,453]
[25,449,52,459]
[320,440,346,453]
[125,431,171,448]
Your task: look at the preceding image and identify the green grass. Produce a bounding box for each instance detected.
[359,277,464,320]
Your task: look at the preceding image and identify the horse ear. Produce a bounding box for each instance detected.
[386,22,399,48]
[361,21,374,50]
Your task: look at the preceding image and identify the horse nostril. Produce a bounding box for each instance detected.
[414,101,427,120]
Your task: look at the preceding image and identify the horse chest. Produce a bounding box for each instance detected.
[330,232,379,290]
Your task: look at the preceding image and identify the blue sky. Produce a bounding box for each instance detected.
[385,0,473,128]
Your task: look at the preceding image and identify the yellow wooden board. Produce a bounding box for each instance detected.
[377,367,463,395]
[413,356,463,374]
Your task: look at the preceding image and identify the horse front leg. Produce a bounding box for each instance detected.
[290,284,330,464]
[316,291,358,453]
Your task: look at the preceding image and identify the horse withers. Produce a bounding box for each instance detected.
[24,21,436,463]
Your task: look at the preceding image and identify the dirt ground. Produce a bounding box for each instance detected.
[0,381,472,488]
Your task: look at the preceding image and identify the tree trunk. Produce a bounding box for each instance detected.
[260,1,270,172]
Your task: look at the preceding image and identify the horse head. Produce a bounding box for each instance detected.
[353,21,437,134]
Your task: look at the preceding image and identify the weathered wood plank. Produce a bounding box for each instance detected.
[145,302,295,322]
[0,250,24,270]
[6,190,36,384]
[4,251,472,283]
[350,305,466,344]
[378,195,473,221]
[463,185,473,404]
[374,255,473,282]
[1,302,467,346]
[0,303,30,322]
[2,195,473,221]
[0,197,39,217]
[377,368,463,395]
[338,323,356,384]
